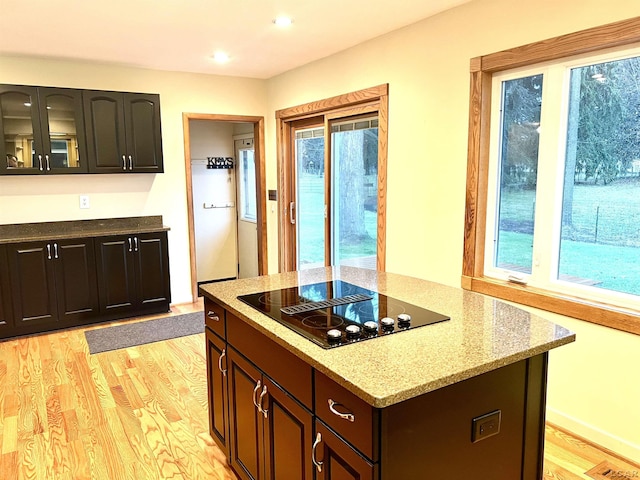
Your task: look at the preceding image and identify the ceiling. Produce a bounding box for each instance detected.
[1,0,470,79]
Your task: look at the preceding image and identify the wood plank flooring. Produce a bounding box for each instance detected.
[0,301,637,479]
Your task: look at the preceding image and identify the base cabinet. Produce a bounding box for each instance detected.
[95,232,170,318]
[0,246,13,332]
[5,238,99,333]
[204,301,549,480]
[206,327,229,458]
[227,348,314,480]
[0,230,170,339]
[314,421,375,480]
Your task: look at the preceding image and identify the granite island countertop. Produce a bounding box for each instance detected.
[0,216,169,244]
[199,267,575,408]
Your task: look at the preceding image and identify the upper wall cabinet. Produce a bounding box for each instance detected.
[83,91,164,173]
[0,85,88,175]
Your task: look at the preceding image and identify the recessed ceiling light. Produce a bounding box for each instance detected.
[212,51,230,63]
[273,16,293,27]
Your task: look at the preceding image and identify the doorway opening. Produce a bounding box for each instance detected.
[183,113,267,302]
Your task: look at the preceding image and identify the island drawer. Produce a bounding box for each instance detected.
[204,297,226,338]
[315,370,379,461]
[227,310,313,409]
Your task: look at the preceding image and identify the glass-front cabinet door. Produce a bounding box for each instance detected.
[0,85,87,174]
[0,85,43,173]
[39,88,87,173]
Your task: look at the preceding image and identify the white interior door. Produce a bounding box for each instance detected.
[235,137,259,278]
[192,160,238,282]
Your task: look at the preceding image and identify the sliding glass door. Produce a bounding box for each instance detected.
[290,114,380,271]
[295,125,326,269]
[330,116,378,269]
[277,85,388,273]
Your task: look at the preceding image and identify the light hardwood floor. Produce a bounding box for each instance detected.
[0,302,637,480]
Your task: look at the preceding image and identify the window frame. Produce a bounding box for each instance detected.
[463,16,640,336]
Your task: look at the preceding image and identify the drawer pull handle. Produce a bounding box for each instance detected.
[218,348,227,376]
[259,385,268,418]
[207,311,220,322]
[312,432,323,473]
[328,399,355,422]
[252,380,262,412]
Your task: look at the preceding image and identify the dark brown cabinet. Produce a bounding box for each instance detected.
[206,326,229,458]
[84,91,163,173]
[313,420,375,480]
[5,238,99,334]
[204,301,314,480]
[95,232,170,318]
[0,85,87,174]
[0,246,13,332]
[204,299,549,480]
[227,348,313,480]
[261,375,314,480]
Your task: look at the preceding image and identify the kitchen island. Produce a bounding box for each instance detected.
[199,267,575,480]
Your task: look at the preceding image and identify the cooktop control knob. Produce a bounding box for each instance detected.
[397,313,412,327]
[363,321,378,334]
[327,329,342,342]
[345,324,362,338]
[380,317,395,330]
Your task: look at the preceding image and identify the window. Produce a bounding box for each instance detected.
[464,18,640,335]
[238,146,257,222]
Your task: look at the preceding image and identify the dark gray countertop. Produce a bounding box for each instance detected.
[0,216,169,244]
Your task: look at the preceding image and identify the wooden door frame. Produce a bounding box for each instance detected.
[183,113,267,302]
[275,85,389,273]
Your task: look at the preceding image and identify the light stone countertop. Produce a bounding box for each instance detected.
[199,266,575,408]
[0,216,169,244]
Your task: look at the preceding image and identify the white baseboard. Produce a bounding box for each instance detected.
[546,407,640,464]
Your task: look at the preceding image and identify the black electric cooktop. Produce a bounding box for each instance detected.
[237,280,450,349]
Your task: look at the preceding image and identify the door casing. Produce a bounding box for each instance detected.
[183,113,267,301]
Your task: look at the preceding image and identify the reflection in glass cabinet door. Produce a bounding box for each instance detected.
[1,91,36,169]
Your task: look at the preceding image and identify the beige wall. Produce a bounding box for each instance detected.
[0,56,267,304]
[264,0,640,461]
[1,0,638,461]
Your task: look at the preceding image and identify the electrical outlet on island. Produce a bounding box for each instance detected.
[79,195,90,209]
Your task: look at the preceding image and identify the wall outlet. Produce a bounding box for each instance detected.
[79,195,90,209]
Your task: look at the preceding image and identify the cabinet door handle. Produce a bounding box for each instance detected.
[328,399,355,422]
[258,385,268,418]
[45,154,50,171]
[128,237,133,252]
[134,237,139,252]
[46,243,52,260]
[218,348,227,377]
[54,243,59,259]
[122,155,127,170]
[207,311,220,322]
[312,432,323,473]
[252,380,262,413]
[289,201,296,225]
[128,155,133,170]
[38,154,43,171]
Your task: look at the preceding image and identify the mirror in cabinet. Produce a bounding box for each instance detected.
[0,84,87,174]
